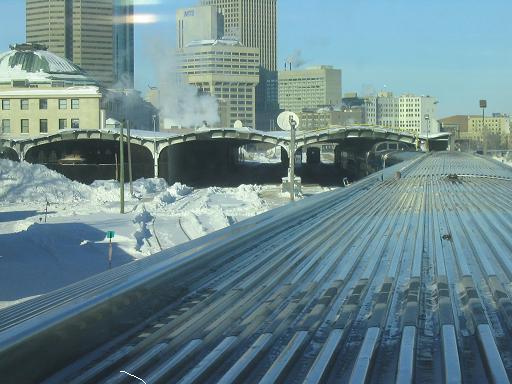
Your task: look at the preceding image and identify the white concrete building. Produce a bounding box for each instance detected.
[365,92,439,135]
[176,5,223,49]
[177,39,260,128]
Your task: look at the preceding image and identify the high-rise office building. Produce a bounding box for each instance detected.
[26,0,133,87]
[113,0,134,88]
[176,5,224,49]
[278,66,342,113]
[200,0,278,129]
[177,40,260,128]
[200,0,276,72]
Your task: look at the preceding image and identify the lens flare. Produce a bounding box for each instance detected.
[114,13,160,24]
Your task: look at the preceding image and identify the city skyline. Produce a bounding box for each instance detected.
[1,0,511,117]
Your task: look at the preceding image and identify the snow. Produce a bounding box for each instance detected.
[493,153,512,168]
[0,86,100,97]
[0,159,329,308]
[240,146,282,163]
[0,48,91,84]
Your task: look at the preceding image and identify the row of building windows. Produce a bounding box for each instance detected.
[1,98,80,110]
[182,63,258,69]
[185,51,258,57]
[214,87,252,93]
[183,57,258,63]
[1,118,80,133]
[183,70,258,75]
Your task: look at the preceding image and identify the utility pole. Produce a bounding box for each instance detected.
[289,115,297,201]
[119,122,125,214]
[126,120,133,196]
[424,114,430,152]
[480,100,487,155]
[114,153,119,180]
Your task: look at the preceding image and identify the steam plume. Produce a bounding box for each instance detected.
[285,49,307,69]
[149,41,220,128]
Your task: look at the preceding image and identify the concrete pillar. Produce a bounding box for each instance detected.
[167,146,173,184]
[153,146,159,178]
[281,146,289,165]
[100,109,106,129]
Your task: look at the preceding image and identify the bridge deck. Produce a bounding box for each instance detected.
[1,152,512,383]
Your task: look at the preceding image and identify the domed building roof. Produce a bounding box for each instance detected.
[0,43,99,86]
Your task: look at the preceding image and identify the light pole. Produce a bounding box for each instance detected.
[480,99,487,155]
[289,115,297,201]
[119,122,125,214]
[152,114,158,178]
[424,114,430,152]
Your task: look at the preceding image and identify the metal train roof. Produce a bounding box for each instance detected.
[1,152,510,383]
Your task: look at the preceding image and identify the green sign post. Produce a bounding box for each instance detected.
[106,231,115,269]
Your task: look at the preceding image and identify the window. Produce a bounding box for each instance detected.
[59,119,67,130]
[1,119,10,133]
[21,119,29,134]
[40,119,48,133]
[59,99,67,109]
[2,99,10,110]
[71,119,79,129]
[39,99,48,109]
[71,99,79,109]
[20,99,29,110]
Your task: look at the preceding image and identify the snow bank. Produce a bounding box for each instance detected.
[493,154,512,168]
[0,159,92,203]
[152,183,193,206]
[90,178,169,202]
[0,159,173,205]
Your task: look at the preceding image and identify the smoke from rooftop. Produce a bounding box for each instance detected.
[148,41,219,128]
[285,49,307,69]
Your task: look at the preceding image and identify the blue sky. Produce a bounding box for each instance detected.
[1,0,511,117]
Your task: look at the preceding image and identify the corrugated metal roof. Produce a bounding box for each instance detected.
[1,152,512,383]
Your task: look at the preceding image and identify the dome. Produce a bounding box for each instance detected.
[0,43,99,86]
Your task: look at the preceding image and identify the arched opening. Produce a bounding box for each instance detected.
[158,140,288,187]
[295,138,418,183]
[25,139,153,184]
[0,147,20,162]
[295,143,346,185]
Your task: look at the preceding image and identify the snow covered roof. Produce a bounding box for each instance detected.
[186,39,244,48]
[0,43,99,85]
[0,86,101,97]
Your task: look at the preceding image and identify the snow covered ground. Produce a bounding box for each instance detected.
[0,159,331,308]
